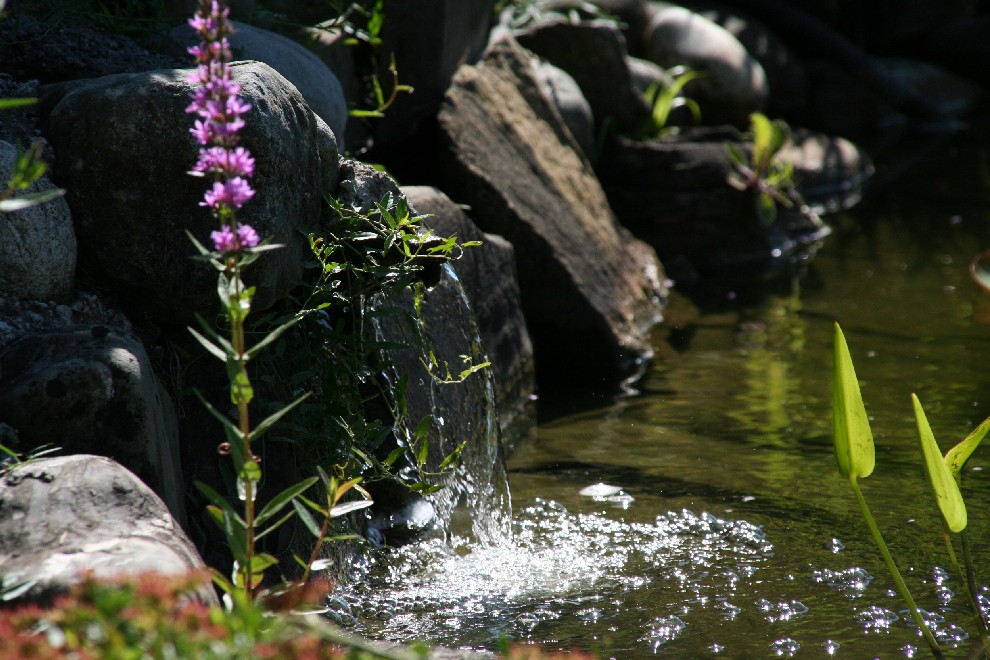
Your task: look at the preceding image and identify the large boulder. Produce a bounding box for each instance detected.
[514,18,651,136]
[531,61,596,157]
[0,140,76,302]
[0,455,212,605]
[0,325,186,524]
[402,185,535,428]
[644,5,768,127]
[438,38,666,386]
[169,20,348,147]
[44,61,339,324]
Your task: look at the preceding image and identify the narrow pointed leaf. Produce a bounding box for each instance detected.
[913,394,967,533]
[329,499,374,518]
[945,414,990,482]
[0,189,65,212]
[256,476,318,525]
[255,510,296,541]
[832,323,875,479]
[292,499,323,538]
[245,315,302,359]
[247,391,312,443]
[188,327,230,362]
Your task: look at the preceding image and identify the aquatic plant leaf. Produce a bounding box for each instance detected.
[913,394,967,532]
[832,323,875,479]
[255,476,318,526]
[945,414,990,482]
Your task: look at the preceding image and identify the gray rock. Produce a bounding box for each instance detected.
[45,61,336,324]
[514,18,651,136]
[532,61,596,156]
[586,0,654,56]
[0,140,76,302]
[0,291,130,353]
[644,5,768,127]
[626,55,670,94]
[438,38,667,385]
[0,455,212,606]
[170,20,348,148]
[598,127,830,286]
[402,185,535,429]
[672,1,809,116]
[0,326,186,524]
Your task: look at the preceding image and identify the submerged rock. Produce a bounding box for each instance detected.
[0,455,212,606]
[439,38,666,386]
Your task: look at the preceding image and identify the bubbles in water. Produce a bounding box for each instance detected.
[640,615,687,652]
[811,566,873,595]
[857,605,900,633]
[769,637,800,656]
[756,599,808,623]
[828,538,845,554]
[823,639,840,655]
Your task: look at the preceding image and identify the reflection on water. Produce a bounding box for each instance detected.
[334,127,990,655]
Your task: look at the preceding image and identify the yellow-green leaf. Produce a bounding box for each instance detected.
[913,394,967,532]
[832,323,875,479]
[945,414,990,483]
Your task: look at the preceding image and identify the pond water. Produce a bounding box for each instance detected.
[335,124,990,657]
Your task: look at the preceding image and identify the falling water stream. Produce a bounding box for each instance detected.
[335,125,990,657]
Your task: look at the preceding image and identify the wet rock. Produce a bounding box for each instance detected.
[514,18,651,136]
[781,129,874,213]
[0,326,186,524]
[169,20,348,147]
[0,455,212,606]
[598,127,830,286]
[44,61,337,324]
[0,140,76,302]
[532,61,596,156]
[402,185,535,427]
[439,38,666,385]
[644,5,768,127]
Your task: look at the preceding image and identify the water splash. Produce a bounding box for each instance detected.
[333,499,772,652]
[370,263,511,545]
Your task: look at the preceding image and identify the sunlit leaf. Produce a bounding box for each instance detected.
[255,476,318,526]
[945,414,990,482]
[912,394,967,533]
[832,323,875,479]
[329,499,374,518]
[0,189,65,212]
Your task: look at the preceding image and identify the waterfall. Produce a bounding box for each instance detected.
[370,262,512,546]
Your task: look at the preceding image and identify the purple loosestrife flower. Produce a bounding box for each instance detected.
[187,0,260,255]
[211,223,260,253]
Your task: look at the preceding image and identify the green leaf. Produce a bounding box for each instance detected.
[195,480,246,528]
[229,366,254,406]
[193,390,241,445]
[438,440,467,470]
[382,445,406,468]
[247,391,312,443]
[832,323,875,479]
[245,315,302,359]
[0,189,65,213]
[255,509,297,541]
[912,394,967,533]
[292,498,323,538]
[255,476,318,526]
[0,97,37,110]
[329,499,374,518]
[945,414,990,482]
[188,327,230,362]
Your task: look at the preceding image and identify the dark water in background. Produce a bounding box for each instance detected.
[340,120,990,657]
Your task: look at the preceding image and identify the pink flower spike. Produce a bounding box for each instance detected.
[236,223,260,249]
[211,224,237,252]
